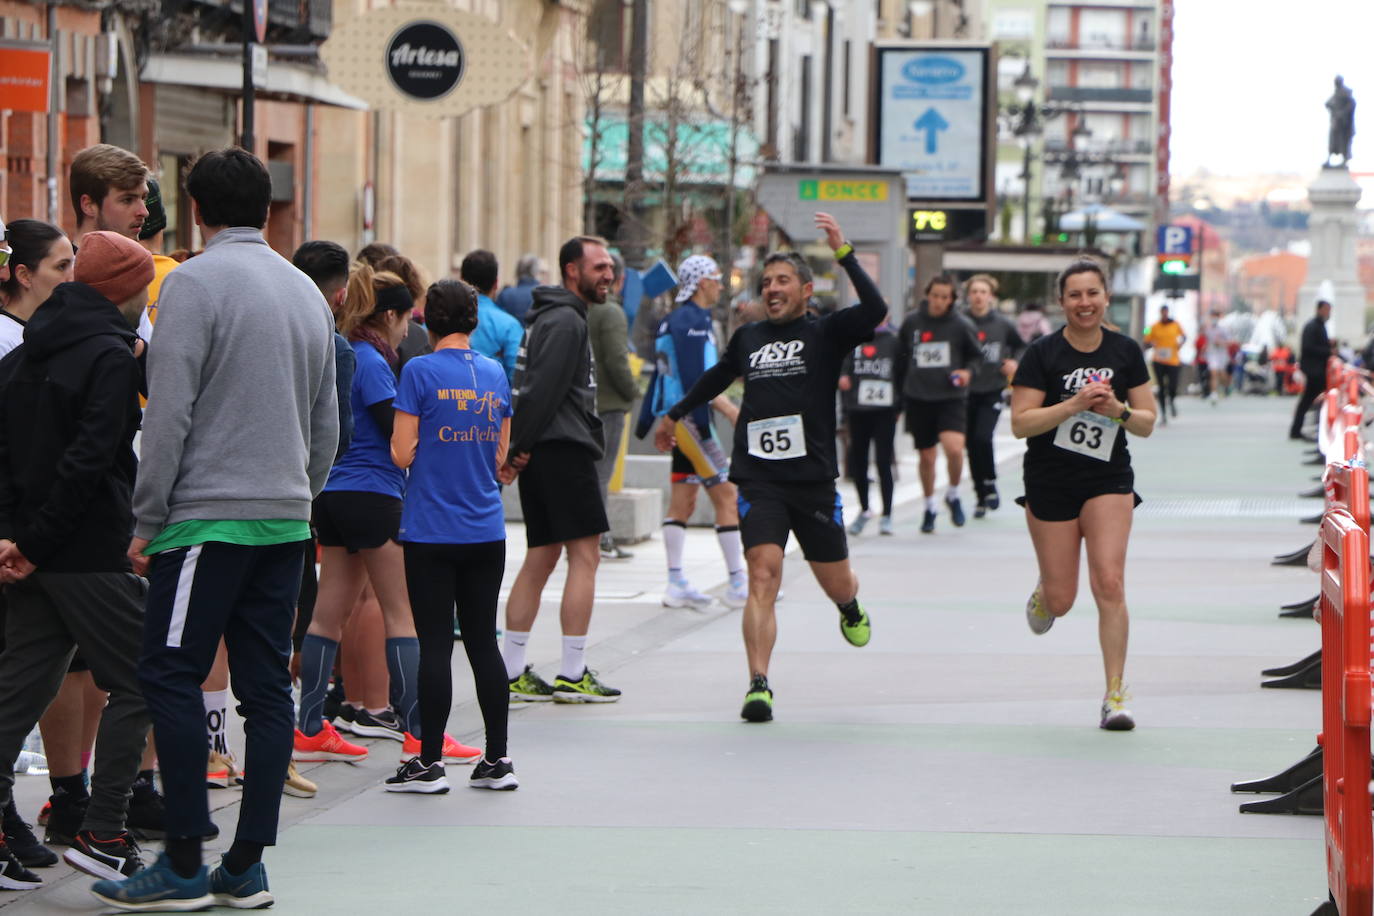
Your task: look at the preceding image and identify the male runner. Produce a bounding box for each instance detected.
[1142,304,1185,425]
[655,212,883,722]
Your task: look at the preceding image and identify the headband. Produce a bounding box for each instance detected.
[373,284,414,315]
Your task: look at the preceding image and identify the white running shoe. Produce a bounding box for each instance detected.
[663,581,713,608]
[1100,679,1135,731]
[722,579,748,609]
[847,510,873,536]
[1025,583,1054,635]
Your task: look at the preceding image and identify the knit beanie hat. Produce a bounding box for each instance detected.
[75,230,155,304]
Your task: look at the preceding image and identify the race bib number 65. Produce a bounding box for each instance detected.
[747,414,806,460]
[1053,411,1119,461]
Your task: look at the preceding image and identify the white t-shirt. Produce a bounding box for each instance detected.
[0,313,25,359]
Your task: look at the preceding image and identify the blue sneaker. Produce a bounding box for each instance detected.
[209,857,273,909]
[89,852,211,911]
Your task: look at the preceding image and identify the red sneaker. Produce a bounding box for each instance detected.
[292,720,368,763]
[400,733,480,765]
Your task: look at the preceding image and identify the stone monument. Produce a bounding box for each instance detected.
[1299,76,1364,345]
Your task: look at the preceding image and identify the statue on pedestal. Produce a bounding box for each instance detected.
[1326,76,1355,167]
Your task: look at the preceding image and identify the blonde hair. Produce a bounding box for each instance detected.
[335,262,376,335]
[965,273,999,297]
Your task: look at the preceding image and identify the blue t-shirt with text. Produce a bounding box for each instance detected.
[394,347,511,544]
[324,341,406,499]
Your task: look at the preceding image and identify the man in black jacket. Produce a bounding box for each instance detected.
[1289,299,1332,440]
[0,231,154,888]
[497,236,621,704]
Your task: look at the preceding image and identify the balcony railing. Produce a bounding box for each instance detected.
[183,0,331,42]
[1046,36,1157,53]
[1044,137,1153,156]
[1047,86,1154,104]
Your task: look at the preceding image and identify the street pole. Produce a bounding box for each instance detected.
[45,3,59,224]
[620,0,648,269]
[719,7,744,302]
[1021,138,1032,243]
[241,10,255,150]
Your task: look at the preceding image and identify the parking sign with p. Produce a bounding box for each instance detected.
[1157,225,1194,264]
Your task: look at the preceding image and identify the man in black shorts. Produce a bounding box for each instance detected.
[655,212,882,722]
[895,275,982,533]
[499,236,621,704]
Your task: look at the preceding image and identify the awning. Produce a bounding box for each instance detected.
[1058,203,1147,232]
[141,53,367,110]
[586,115,758,188]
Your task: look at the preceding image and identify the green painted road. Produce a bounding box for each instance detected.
[6,396,1333,914]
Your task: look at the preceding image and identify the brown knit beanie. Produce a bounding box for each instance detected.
[75,230,154,304]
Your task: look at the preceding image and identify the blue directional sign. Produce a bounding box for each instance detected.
[1156,224,1194,257]
[913,108,949,154]
[875,46,989,201]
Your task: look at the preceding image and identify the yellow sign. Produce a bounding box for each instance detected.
[911,210,948,232]
[798,180,889,202]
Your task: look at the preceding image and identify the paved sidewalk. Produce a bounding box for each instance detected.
[4,396,1330,914]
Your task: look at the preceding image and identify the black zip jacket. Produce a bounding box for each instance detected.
[1299,315,1331,377]
[894,307,983,402]
[0,282,143,572]
[966,308,1026,393]
[510,285,605,459]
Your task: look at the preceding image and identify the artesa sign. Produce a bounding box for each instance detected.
[321,2,528,118]
[385,20,465,101]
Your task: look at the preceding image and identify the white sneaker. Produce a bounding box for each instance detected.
[847,510,873,536]
[1100,680,1135,731]
[722,579,748,609]
[663,581,713,608]
[1025,582,1054,635]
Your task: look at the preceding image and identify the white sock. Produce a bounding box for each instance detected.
[663,521,687,584]
[925,496,938,513]
[945,484,959,503]
[560,635,588,681]
[502,630,531,680]
[716,526,743,578]
[203,689,230,756]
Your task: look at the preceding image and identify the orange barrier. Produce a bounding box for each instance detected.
[1317,495,1372,915]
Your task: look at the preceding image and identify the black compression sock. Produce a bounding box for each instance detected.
[222,840,265,876]
[49,773,88,800]
[165,837,203,878]
[836,598,862,623]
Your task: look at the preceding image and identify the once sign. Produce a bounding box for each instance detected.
[385,20,465,101]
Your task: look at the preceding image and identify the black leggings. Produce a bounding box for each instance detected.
[847,410,897,515]
[1153,362,1180,417]
[402,540,508,765]
[965,389,1002,499]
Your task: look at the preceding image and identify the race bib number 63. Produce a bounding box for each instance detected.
[747,414,806,460]
[1053,411,1118,461]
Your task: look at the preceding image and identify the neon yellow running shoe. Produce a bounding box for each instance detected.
[1100,678,1135,731]
[1026,582,1054,635]
[740,675,773,723]
[839,604,871,647]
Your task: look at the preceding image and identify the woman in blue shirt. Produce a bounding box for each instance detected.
[296,265,477,769]
[384,279,515,794]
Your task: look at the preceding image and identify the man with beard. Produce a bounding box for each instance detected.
[654,213,883,723]
[70,146,150,249]
[498,236,621,704]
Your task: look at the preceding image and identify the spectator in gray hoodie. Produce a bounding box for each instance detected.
[93,147,337,913]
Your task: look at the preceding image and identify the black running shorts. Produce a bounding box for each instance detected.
[905,397,968,449]
[518,441,609,548]
[736,479,848,563]
[1016,478,1142,522]
[313,490,402,553]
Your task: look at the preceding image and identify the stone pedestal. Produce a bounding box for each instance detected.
[1299,166,1365,345]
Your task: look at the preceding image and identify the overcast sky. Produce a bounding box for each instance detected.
[1171,1,1374,178]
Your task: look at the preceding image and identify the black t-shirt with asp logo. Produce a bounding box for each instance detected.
[667,253,886,483]
[1011,327,1149,489]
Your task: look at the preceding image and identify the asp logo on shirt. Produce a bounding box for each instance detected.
[1061,366,1115,392]
[747,339,805,370]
